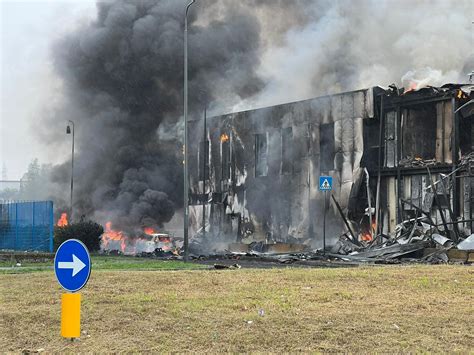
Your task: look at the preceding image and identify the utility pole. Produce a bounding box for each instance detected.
[66,120,75,222]
[183,0,196,262]
[202,106,207,241]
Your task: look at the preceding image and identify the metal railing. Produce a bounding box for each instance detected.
[0,201,54,252]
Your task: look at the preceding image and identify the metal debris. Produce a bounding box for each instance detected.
[213,263,241,269]
[457,235,474,251]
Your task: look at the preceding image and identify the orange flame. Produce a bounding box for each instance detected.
[101,222,179,255]
[57,213,68,227]
[457,89,467,99]
[220,133,229,142]
[143,227,155,235]
[403,81,418,94]
[360,216,376,242]
[102,221,126,253]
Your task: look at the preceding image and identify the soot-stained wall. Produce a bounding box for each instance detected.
[188,88,375,249]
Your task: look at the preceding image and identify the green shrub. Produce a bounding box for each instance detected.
[54,219,104,252]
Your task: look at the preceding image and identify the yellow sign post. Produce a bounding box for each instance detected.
[55,239,91,339]
[61,293,81,338]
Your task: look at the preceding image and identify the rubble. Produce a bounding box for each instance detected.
[399,157,438,168]
[457,235,474,251]
[213,263,241,269]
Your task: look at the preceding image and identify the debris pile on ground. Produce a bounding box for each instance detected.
[326,207,474,264]
[399,157,438,168]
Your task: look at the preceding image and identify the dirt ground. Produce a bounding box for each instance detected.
[1,265,473,352]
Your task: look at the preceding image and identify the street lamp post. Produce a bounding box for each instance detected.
[66,120,75,222]
[184,0,196,262]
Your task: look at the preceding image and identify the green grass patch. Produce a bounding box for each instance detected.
[0,255,206,274]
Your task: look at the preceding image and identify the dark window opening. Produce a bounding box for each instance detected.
[255,133,268,177]
[402,105,437,160]
[384,111,397,168]
[199,140,209,181]
[281,127,293,174]
[222,140,231,180]
[362,118,381,171]
[320,123,335,172]
[460,114,474,154]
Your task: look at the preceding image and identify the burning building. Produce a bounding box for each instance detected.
[187,84,474,254]
[35,0,472,258]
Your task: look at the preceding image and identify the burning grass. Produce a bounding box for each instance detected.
[0,265,473,352]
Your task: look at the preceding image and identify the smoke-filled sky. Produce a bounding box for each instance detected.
[0,0,473,227]
[1,0,472,181]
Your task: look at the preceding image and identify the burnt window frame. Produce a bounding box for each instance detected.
[221,135,231,181]
[255,133,268,177]
[281,127,293,175]
[198,140,209,181]
[320,123,335,172]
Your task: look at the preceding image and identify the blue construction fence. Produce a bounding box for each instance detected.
[0,201,54,252]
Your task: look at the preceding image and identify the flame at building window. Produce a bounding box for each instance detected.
[220,133,229,142]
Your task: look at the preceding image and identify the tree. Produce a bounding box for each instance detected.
[54,219,104,252]
[19,159,52,200]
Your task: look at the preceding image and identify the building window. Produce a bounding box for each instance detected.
[199,140,209,181]
[306,123,312,156]
[320,123,335,172]
[281,127,293,174]
[221,134,231,180]
[255,133,268,177]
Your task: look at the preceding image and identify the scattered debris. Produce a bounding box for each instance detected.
[457,235,474,251]
[213,263,241,270]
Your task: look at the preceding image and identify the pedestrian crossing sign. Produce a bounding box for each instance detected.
[319,176,333,191]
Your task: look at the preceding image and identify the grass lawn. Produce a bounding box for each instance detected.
[0,264,473,352]
[0,255,207,273]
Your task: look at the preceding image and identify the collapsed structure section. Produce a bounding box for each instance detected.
[187,84,474,256]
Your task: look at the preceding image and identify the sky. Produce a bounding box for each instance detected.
[0,0,96,180]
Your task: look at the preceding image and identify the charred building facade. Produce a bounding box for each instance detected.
[187,85,474,253]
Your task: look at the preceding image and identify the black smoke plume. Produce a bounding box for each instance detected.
[40,0,471,233]
[45,0,263,231]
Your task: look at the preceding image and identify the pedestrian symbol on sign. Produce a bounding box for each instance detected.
[319,176,333,191]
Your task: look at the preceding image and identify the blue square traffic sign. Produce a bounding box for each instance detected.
[319,176,333,191]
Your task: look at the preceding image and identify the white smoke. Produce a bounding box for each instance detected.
[234,0,473,110]
[401,67,461,91]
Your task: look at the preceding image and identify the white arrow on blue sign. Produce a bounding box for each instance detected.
[319,176,333,191]
[54,239,91,292]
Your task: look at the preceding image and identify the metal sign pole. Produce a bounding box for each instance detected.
[323,190,327,255]
[319,175,332,255]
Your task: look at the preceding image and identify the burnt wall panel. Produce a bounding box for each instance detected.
[443,101,453,164]
[188,88,374,247]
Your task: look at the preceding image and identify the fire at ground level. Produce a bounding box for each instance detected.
[56,84,474,264]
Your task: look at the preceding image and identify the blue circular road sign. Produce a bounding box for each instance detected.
[54,239,91,292]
